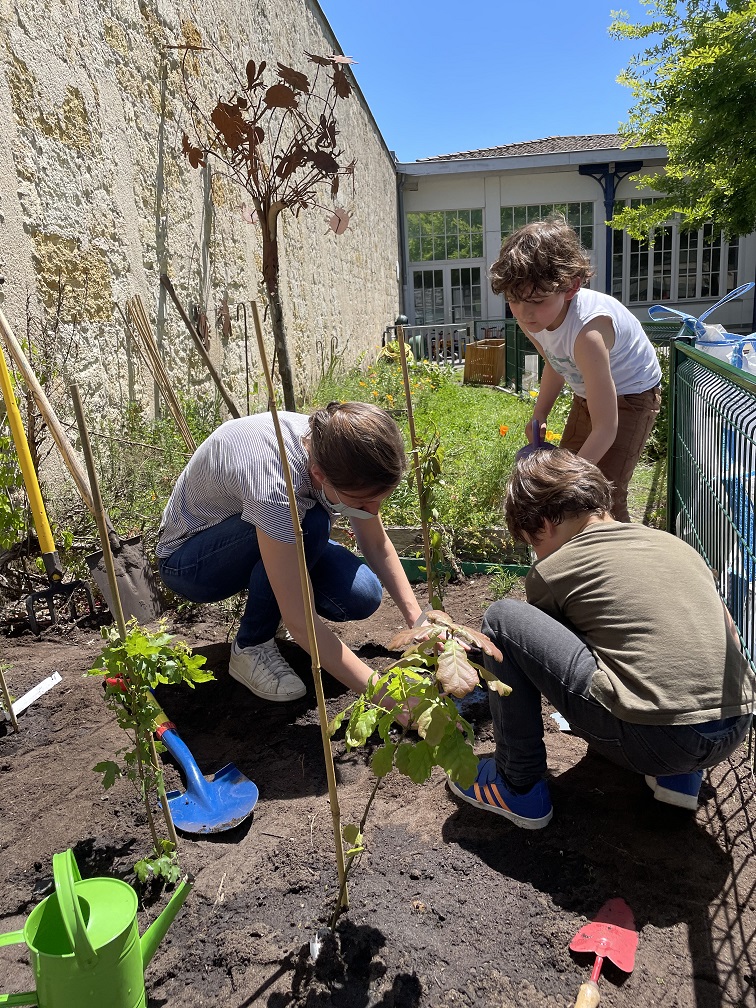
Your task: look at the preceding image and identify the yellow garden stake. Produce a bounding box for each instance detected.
[0,336,96,633]
[394,315,433,596]
[249,301,348,911]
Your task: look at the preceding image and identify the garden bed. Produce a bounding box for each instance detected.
[1,576,755,1007]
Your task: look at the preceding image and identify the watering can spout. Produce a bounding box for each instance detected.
[140,874,193,968]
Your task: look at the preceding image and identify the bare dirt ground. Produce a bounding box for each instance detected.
[1,575,755,1007]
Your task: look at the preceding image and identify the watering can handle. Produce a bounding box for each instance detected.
[52,850,98,971]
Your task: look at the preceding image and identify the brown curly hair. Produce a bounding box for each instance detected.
[490,215,593,302]
[505,449,612,542]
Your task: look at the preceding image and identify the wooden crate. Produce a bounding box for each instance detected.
[462,339,506,385]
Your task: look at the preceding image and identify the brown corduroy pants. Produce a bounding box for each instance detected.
[559,385,662,522]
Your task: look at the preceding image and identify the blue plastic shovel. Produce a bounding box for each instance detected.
[150,694,259,834]
[516,418,557,461]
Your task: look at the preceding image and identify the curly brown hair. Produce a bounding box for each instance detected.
[490,215,593,302]
[306,401,407,493]
[505,449,613,542]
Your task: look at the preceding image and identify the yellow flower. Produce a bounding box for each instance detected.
[359,380,367,387]
[529,389,538,398]
[386,394,394,403]
[372,390,378,397]
[545,431,561,443]
[499,424,509,437]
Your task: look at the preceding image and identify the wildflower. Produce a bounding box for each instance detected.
[372,390,378,397]
[359,380,367,387]
[499,424,509,437]
[386,394,394,403]
[529,389,538,398]
[545,431,561,443]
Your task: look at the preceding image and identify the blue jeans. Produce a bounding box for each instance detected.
[158,505,383,647]
[482,599,751,789]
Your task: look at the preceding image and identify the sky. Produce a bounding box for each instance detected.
[319,0,651,163]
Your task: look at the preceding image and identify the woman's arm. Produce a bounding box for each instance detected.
[257,530,383,693]
[572,319,619,463]
[350,514,424,628]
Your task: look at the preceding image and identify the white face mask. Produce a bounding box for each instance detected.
[317,483,376,521]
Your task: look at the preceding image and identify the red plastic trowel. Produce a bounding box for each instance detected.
[569,897,639,1006]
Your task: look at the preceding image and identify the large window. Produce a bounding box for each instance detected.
[407,209,483,262]
[412,267,482,324]
[612,200,740,303]
[407,209,484,324]
[501,202,594,249]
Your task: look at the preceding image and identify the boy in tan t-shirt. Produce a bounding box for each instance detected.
[448,450,754,830]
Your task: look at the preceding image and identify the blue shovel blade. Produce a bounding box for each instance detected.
[160,728,259,834]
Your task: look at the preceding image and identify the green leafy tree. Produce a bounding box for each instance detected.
[610,0,756,237]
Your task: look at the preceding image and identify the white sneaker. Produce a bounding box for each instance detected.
[229,639,307,702]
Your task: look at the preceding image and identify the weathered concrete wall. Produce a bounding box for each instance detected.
[0,0,399,422]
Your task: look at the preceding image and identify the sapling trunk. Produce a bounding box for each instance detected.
[71,383,179,851]
[250,302,348,909]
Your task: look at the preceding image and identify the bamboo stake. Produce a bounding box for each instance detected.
[70,383,179,849]
[249,301,348,911]
[394,318,433,595]
[0,664,19,733]
[123,297,197,453]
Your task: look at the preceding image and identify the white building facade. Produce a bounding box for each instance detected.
[397,136,756,335]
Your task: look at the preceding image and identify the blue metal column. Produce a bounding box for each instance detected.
[578,161,643,293]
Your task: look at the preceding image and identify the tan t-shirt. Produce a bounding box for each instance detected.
[525,522,755,725]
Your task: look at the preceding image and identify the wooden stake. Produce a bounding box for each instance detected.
[394,321,433,596]
[249,301,348,910]
[123,297,197,453]
[70,383,179,850]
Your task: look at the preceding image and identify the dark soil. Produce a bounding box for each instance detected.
[1,576,755,1007]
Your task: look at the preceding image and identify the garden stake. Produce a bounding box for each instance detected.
[236,302,252,415]
[0,340,96,634]
[124,296,197,452]
[250,300,348,913]
[0,309,162,623]
[394,315,434,601]
[0,663,19,732]
[70,384,178,850]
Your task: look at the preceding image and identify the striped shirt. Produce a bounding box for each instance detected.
[156,412,322,557]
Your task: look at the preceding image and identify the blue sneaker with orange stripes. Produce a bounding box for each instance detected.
[447,757,553,830]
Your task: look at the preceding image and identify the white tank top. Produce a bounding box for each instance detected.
[530,289,662,397]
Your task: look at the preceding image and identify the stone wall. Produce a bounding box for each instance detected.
[0,0,399,423]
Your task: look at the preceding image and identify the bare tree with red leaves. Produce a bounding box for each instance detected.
[181,49,357,411]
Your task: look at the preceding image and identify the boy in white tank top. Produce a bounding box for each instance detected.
[490,216,662,521]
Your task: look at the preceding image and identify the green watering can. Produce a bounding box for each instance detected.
[0,849,191,1008]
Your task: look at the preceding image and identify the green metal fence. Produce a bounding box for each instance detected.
[667,340,756,670]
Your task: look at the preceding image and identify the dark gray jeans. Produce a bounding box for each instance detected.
[482,599,751,789]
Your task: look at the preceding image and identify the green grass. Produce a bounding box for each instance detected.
[307,360,536,532]
[308,355,665,542]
